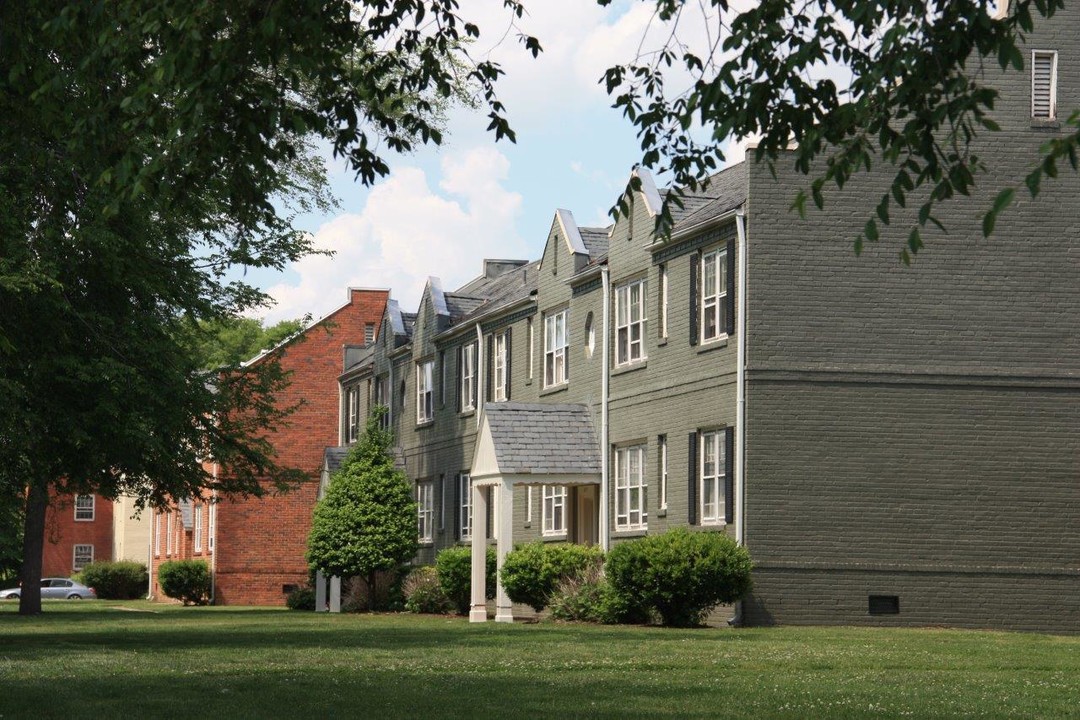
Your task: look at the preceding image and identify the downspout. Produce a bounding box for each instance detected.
[475,323,484,429]
[730,207,749,626]
[210,464,218,605]
[600,264,611,551]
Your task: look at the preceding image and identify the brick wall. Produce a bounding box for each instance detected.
[42,491,114,577]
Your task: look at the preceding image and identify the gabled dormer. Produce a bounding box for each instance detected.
[383,299,413,350]
[539,209,594,278]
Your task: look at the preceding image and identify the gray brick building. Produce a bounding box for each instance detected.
[324,0,1080,630]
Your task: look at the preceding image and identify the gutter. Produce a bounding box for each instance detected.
[730,207,749,626]
[475,322,484,429]
[600,264,611,551]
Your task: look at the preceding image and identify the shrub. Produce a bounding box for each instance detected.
[547,559,649,624]
[500,542,604,612]
[605,529,753,627]
[286,586,316,611]
[78,561,149,600]
[158,560,212,605]
[435,545,496,615]
[341,568,405,612]
[402,566,452,614]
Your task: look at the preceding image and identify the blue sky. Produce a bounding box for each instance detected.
[255,0,740,323]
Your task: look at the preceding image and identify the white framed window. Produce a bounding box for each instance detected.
[166,511,174,556]
[616,279,647,365]
[1032,50,1058,120]
[544,309,568,387]
[615,445,647,531]
[526,487,533,523]
[527,317,534,380]
[439,474,446,531]
[375,375,390,430]
[701,248,728,343]
[659,264,668,339]
[460,343,476,411]
[73,544,93,572]
[194,505,203,553]
[346,385,360,443]
[659,435,668,510]
[154,513,162,557]
[701,430,725,525]
[417,482,435,543]
[493,332,508,402]
[74,494,94,521]
[416,360,434,423]
[542,485,566,536]
[459,473,472,541]
[208,502,215,551]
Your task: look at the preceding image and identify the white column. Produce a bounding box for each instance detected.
[495,479,514,623]
[469,484,489,623]
[315,570,327,612]
[329,575,341,613]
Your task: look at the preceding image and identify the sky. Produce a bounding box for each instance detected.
[254,0,747,324]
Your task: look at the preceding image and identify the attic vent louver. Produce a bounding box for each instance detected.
[1032,50,1057,119]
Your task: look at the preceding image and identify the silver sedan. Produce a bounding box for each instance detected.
[0,578,97,600]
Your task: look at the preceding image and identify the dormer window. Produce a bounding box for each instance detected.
[1032,50,1057,120]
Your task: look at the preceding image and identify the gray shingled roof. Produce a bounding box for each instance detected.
[579,226,611,259]
[444,293,486,321]
[667,162,747,231]
[483,402,600,475]
[324,447,350,473]
[455,260,539,326]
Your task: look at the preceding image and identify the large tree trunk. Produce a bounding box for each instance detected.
[18,482,48,616]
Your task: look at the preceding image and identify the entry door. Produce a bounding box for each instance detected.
[575,486,598,546]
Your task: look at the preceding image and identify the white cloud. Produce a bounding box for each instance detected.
[261,146,528,323]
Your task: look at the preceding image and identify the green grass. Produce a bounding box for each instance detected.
[2,603,1079,719]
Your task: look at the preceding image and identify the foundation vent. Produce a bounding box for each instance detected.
[868,595,900,615]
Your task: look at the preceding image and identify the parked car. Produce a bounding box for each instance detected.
[0,578,97,600]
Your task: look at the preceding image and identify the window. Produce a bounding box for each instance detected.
[459,473,472,541]
[154,513,162,557]
[615,445,647,531]
[526,317,534,381]
[74,494,94,521]
[542,485,566,536]
[1032,50,1058,119]
[493,332,508,402]
[616,279,647,365]
[166,511,174,555]
[375,375,390,430]
[460,343,476,411]
[346,385,360,443]
[416,360,434,423]
[544,309,568,387]
[439,474,446,531]
[526,487,533,523]
[194,505,203,553]
[701,247,728,343]
[659,435,669,510]
[417,482,434,543]
[438,350,446,406]
[659,264,668,339]
[73,544,93,572]
[364,322,376,345]
[701,430,725,525]
[584,312,595,358]
[208,502,215,551]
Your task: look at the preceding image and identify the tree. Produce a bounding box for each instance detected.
[307,409,419,610]
[0,0,536,615]
[602,0,1072,260]
[0,485,23,586]
[182,317,307,371]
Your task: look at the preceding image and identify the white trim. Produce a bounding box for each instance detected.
[659,264,668,339]
[460,342,477,411]
[615,278,648,366]
[153,512,161,557]
[493,331,508,402]
[659,435,669,510]
[416,360,434,423]
[459,472,473,541]
[544,309,569,387]
[614,445,647,531]
[417,482,435,543]
[541,485,567,536]
[701,246,729,344]
[194,504,204,553]
[526,486,533,523]
[208,501,216,552]
[166,511,173,556]
[554,209,589,255]
[632,167,663,218]
[700,430,726,526]
[1031,50,1058,120]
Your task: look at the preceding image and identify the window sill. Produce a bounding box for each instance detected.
[418,540,435,548]
[657,338,668,347]
[613,528,648,538]
[1031,118,1061,129]
[458,409,476,419]
[697,336,729,354]
[416,420,435,429]
[523,522,531,529]
[612,360,647,377]
[656,508,667,518]
[539,384,568,397]
[541,533,567,542]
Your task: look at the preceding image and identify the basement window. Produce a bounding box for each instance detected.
[868,594,900,615]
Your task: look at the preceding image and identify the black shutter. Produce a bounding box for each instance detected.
[688,432,698,525]
[657,263,666,339]
[452,475,461,541]
[486,334,494,404]
[455,345,462,412]
[505,328,513,400]
[471,341,479,409]
[564,315,571,381]
[726,235,736,336]
[689,253,699,346]
[724,426,735,524]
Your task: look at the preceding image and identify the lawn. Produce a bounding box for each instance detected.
[2,603,1079,719]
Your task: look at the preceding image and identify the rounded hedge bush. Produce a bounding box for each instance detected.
[286,586,316,611]
[499,542,604,612]
[434,545,496,615]
[78,561,148,600]
[158,559,211,605]
[605,528,752,627]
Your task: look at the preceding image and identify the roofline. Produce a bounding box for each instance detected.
[434,295,536,344]
[646,205,744,252]
[554,209,589,255]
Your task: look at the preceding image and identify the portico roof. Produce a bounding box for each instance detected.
[471,402,601,486]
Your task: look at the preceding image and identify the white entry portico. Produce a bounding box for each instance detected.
[468,402,601,623]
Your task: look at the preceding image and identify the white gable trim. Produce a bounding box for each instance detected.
[633,167,663,217]
[427,277,449,316]
[555,209,589,255]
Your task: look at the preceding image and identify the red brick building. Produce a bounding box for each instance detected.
[43,491,114,577]
[149,288,388,605]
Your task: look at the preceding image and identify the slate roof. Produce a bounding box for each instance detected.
[579,226,611,259]
[324,445,406,474]
[482,402,600,475]
[444,293,486,321]
[454,260,539,327]
[666,162,747,231]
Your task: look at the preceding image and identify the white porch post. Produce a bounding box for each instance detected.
[329,575,341,613]
[469,484,489,622]
[495,478,515,623]
[315,570,327,612]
